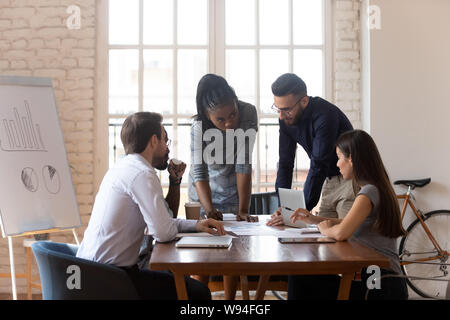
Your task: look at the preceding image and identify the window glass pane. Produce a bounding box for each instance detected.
[177,0,207,45]
[178,187,189,218]
[259,121,279,185]
[259,49,289,114]
[296,147,310,171]
[177,49,207,114]
[109,49,139,114]
[294,147,310,188]
[143,50,173,114]
[176,123,192,172]
[226,0,255,45]
[259,0,288,45]
[109,118,125,168]
[293,49,323,97]
[109,0,139,45]
[293,0,323,45]
[143,0,173,44]
[226,50,255,105]
[158,120,173,184]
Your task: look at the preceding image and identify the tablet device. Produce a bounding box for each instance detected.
[175,236,233,248]
[278,188,308,228]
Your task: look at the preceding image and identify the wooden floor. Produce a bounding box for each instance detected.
[0,293,42,300]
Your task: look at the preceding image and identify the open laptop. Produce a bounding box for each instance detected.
[175,236,233,248]
[278,188,308,228]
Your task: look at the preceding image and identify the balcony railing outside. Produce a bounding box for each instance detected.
[108,122,308,193]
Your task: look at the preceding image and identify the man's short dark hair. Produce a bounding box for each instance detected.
[271,73,307,97]
[121,112,163,155]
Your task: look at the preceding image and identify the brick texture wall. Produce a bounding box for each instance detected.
[0,0,95,294]
[0,0,362,295]
[334,0,362,129]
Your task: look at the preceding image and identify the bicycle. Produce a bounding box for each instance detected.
[395,178,450,299]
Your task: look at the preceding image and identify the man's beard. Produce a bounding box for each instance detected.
[153,153,169,170]
[154,162,168,170]
[284,107,303,126]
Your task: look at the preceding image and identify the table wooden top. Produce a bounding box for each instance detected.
[150,235,390,276]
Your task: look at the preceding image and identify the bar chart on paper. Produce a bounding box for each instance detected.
[1,100,47,152]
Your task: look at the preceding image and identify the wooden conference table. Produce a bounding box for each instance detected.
[149,216,390,300]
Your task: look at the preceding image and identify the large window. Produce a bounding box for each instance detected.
[102,0,331,210]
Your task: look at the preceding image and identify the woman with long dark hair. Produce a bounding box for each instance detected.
[289,129,408,300]
[188,73,258,299]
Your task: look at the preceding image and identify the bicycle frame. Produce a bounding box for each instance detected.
[398,187,446,265]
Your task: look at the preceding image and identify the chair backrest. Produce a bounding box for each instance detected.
[249,192,279,215]
[32,241,140,300]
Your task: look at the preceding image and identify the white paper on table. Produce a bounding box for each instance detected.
[223,224,302,237]
[299,227,321,234]
[219,215,320,237]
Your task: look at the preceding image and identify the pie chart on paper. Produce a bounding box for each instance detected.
[42,165,60,194]
[21,167,38,192]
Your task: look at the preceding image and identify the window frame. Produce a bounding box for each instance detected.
[95,0,333,193]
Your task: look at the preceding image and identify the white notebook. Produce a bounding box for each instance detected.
[175,236,233,248]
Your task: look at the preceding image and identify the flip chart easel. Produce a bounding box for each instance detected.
[0,76,82,300]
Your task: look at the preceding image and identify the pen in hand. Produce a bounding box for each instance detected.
[282,206,306,215]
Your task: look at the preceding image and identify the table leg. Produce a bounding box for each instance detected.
[173,273,188,300]
[255,275,270,300]
[337,273,353,300]
[240,276,249,300]
[224,275,238,300]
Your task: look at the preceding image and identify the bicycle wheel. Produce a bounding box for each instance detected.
[399,210,450,299]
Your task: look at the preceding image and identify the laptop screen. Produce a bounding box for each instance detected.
[278,188,308,228]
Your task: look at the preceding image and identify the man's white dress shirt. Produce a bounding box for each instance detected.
[76,153,196,267]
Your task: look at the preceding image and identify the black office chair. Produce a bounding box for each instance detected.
[32,241,139,300]
[249,191,279,215]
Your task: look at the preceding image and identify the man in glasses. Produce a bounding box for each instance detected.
[267,73,355,226]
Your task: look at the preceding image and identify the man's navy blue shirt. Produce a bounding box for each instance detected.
[275,96,353,210]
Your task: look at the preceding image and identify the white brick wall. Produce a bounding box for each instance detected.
[0,0,95,294]
[334,0,362,129]
[0,0,362,296]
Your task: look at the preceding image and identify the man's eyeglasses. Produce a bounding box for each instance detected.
[271,96,306,116]
[166,139,171,148]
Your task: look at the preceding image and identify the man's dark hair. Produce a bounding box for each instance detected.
[121,112,163,155]
[271,73,307,97]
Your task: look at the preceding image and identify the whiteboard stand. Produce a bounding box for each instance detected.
[8,236,17,300]
[6,228,80,300]
[72,228,80,245]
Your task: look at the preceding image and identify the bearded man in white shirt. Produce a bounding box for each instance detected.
[77,111,224,300]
